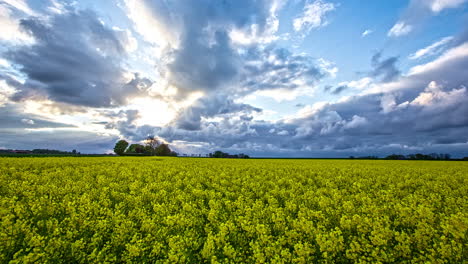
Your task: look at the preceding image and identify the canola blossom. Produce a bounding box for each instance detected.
[1,157,467,263]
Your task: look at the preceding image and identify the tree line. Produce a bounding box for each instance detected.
[113,136,177,156]
[208,151,250,159]
[348,153,456,160]
[384,153,452,160]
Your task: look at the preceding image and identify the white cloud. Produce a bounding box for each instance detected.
[113,27,138,53]
[409,42,468,75]
[0,5,34,43]
[122,0,177,49]
[229,1,283,45]
[388,22,413,37]
[362,29,373,37]
[294,102,328,119]
[229,25,279,45]
[430,0,467,12]
[293,0,336,33]
[410,81,466,107]
[0,80,17,106]
[345,77,373,90]
[343,115,368,129]
[247,87,314,102]
[317,58,338,78]
[1,0,35,15]
[380,93,397,114]
[21,118,35,125]
[47,0,66,14]
[409,36,453,60]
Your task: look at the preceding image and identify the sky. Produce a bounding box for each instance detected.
[0,0,468,157]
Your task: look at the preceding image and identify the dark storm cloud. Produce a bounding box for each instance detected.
[123,0,326,139]
[139,0,273,94]
[107,82,468,156]
[167,30,240,94]
[175,94,262,131]
[162,44,325,132]
[239,47,324,94]
[102,109,141,139]
[139,0,324,96]
[5,7,152,107]
[132,40,468,157]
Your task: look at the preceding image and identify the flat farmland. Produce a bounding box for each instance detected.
[1,157,467,263]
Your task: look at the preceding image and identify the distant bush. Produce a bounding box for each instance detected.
[114,137,177,157]
[209,151,249,158]
[385,153,452,160]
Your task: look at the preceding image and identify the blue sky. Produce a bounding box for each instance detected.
[1,0,468,157]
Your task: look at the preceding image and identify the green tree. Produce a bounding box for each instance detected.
[126,144,145,154]
[114,140,129,155]
[144,136,159,156]
[155,144,172,156]
[212,150,227,158]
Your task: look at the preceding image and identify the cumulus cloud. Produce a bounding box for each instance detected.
[121,0,328,118]
[135,40,468,157]
[4,6,152,107]
[124,0,276,95]
[174,94,262,131]
[1,0,467,158]
[239,47,325,96]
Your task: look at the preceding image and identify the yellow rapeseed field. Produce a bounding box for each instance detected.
[1,157,467,263]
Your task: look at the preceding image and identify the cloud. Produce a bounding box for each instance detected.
[324,85,348,95]
[123,0,286,98]
[174,94,262,131]
[293,0,336,34]
[134,41,468,157]
[119,0,328,130]
[362,29,373,37]
[429,0,467,12]
[408,42,468,76]
[317,58,338,78]
[388,22,413,37]
[1,0,35,15]
[409,36,454,60]
[0,127,118,153]
[0,78,17,106]
[4,6,153,108]
[21,118,34,125]
[122,0,176,47]
[388,0,467,38]
[0,103,74,129]
[370,52,400,82]
[0,3,34,43]
[239,47,325,97]
[1,0,466,158]
[346,77,373,90]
